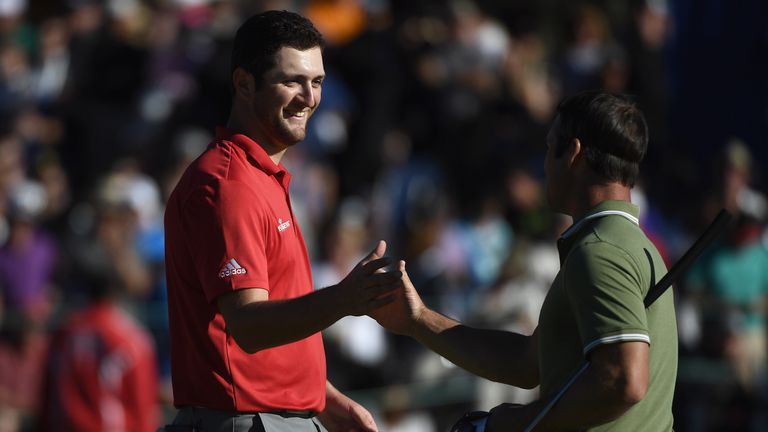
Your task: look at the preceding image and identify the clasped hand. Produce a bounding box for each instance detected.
[335,240,403,317]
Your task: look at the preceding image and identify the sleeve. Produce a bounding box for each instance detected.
[182,180,271,302]
[564,241,650,356]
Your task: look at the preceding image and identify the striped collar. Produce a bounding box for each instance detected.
[561,209,639,239]
[556,201,640,264]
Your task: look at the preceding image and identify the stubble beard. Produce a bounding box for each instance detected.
[253,99,310,148]
[274,118,306,147]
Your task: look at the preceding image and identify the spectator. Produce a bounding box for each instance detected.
[40,267,160,432]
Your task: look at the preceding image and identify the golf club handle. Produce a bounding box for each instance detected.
[644,209,731,307]
[523,209,731,432]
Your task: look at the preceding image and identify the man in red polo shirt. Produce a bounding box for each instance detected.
[163,10,402,432]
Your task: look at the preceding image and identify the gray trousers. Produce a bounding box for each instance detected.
[161,407,329,432]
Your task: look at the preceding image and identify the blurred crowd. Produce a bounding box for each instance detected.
[0,0,765,431]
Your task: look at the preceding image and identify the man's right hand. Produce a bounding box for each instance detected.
[334,240,403,317]
[369,260,426,336]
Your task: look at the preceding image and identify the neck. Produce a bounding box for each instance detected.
[570,182,632,220]
[226,109,287,165]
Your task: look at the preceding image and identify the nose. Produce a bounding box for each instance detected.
[299,82,317,108]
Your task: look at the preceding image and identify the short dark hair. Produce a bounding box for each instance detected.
[230,10,324,87]
[553,90,648,187]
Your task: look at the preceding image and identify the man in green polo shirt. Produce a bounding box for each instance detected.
[372,90,676,431]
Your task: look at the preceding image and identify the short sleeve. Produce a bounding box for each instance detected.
[182,180,270,302]
[564,241,650,356]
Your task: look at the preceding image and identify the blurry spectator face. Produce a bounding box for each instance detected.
[0,44,27,79]
[68,2,103,35]
[39,18,69,56]
[637,5,668,49]
[236,46,324,150]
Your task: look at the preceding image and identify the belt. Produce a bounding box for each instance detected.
[268,410,317,419]
[181,406,317,419]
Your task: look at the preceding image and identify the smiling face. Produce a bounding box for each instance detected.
[247,46,325,151]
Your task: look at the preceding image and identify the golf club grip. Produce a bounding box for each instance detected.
[643,209,731,307]
[523,209,731,432]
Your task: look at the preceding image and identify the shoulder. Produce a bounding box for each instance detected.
[564,234,645,290]
[179,139,265,189]
[567,238,640,273]
[174,171,264,212]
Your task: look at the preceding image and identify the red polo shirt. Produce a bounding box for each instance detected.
[164,127,325,412]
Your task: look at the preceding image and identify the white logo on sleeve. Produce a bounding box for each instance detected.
[218,258,247,278]
[277,218,291,232]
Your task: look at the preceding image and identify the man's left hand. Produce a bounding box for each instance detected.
[321,382,377,432]
[318,399,377,432]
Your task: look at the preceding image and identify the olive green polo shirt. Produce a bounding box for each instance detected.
[538,200,677,431]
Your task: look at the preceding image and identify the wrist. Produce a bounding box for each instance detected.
[321,283,350,321]
[410,306,435,339]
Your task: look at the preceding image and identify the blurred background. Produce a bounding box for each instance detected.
[0,0,766,431]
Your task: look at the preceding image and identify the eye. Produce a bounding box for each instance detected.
[312,79,323,88]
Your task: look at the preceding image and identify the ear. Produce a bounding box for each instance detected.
[566,138,583,167]
[232,67,254,99]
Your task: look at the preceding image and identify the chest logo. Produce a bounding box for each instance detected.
[277,218,291,232]
[219,258,247,278]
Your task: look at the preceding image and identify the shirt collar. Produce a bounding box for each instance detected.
[557,200,640,262]
[215,127,288,178]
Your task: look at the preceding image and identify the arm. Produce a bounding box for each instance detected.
[318,381,377,432]
[218,241,402,353]
[371,262,539,388]
[486,341,649,431]
[412,310,539,388]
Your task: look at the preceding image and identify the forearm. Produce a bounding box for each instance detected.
[412,308,538,387]
[498,374,635,432]
[227,286,346,353]
[493,343,648,431]
[532,367,638,430]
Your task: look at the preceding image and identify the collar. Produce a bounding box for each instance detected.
[557,200,640,262]
[215,127,288,178]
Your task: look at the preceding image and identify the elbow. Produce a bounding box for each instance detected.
[613,374,647,408]
[231,332,261,354]
[227,323,266,354]
[238,342,261,355]
[622,378,647,406]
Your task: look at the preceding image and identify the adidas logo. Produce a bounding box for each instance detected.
[219,258,247,278]
[277,218,291,232]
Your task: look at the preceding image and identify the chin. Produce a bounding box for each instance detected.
[288,130,306,145]
[275,127,306,147]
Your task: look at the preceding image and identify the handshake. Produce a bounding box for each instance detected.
[332,240,427,337]
[336,241,499,431]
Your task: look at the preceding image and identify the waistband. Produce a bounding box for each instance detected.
[180,406,317,419]
[268,410,317,419]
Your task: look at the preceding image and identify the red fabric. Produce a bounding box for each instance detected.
[164,127,325,412]
[0,332,48,411]
[42,302,159,432]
